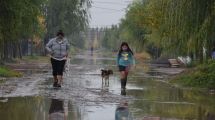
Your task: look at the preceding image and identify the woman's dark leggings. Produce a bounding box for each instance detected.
[51,58,66,76]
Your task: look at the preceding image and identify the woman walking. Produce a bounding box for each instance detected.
[46,30,70,87]
[117,42,135,90]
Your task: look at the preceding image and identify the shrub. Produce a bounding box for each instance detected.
[172,60,215,89]
[0,67,22,77]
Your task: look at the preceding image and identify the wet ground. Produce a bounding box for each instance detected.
[0,51,215,120]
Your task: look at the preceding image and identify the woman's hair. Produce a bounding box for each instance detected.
[118,42,134,55]
[56,30,64,37]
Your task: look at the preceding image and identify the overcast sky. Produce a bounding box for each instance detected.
[89,0,132,28]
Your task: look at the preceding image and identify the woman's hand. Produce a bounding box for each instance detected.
[65,53,69,57]
[47,52,53,57]
[129,64,136,71]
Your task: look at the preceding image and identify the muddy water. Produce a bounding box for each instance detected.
[0,51,215,120]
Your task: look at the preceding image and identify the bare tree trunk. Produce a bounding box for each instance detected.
[3,40,8,60]
[18,41,22,59]
[31,38,33,56]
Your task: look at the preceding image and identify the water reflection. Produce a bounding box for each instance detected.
[49,99,68,120]
[101,83,109,96]
[121,89,126,96]
[115,100,133,120]
[126,76,215,120]
[117,87,132,119]
[206,112,215,120]
[197,106,215,120]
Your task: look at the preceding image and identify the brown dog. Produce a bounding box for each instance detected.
[101,69,113,85]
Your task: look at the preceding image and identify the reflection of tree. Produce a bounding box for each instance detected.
[49,99,86,120]
[127,78,215,119]
[197,105,215,120]
[67,101,82,120]
[0,97,86,120]
[0,97,47,120]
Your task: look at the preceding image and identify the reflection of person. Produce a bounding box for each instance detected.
[49,99,67,120]
[90,46,94,55]
[46,30,70,87]
[206,112,215,120]
[211,47,215,59]
[121,89,126,96]
[115,100,133,120]
[117,42,135,90]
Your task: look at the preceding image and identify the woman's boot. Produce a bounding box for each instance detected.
[121,78,126,89]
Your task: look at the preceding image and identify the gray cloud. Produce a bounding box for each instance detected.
[89,0,131,28]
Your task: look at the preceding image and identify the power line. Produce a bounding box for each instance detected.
[92,0,132,4]
[91,6,126,11]
[92,1,129,6]
[92,8,127,13]
[90,25,118,28]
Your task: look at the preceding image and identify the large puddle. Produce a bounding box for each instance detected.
[0,51,215,120]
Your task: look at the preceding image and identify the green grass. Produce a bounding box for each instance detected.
[171,60,215,89]
[20,55,49,63]
[0,67,22,77]
[24,55,40,60]
[23,55,48,60]
[0,79,5,83]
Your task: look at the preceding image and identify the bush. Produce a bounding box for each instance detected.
[171,60,215,89]
[0,67,22,77]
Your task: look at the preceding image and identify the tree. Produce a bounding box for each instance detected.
[0,0,91,61]
[0,0,45,60]
[108,0,215,62]
[45,0,90,37]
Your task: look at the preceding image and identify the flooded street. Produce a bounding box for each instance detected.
[0,51,215,120]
